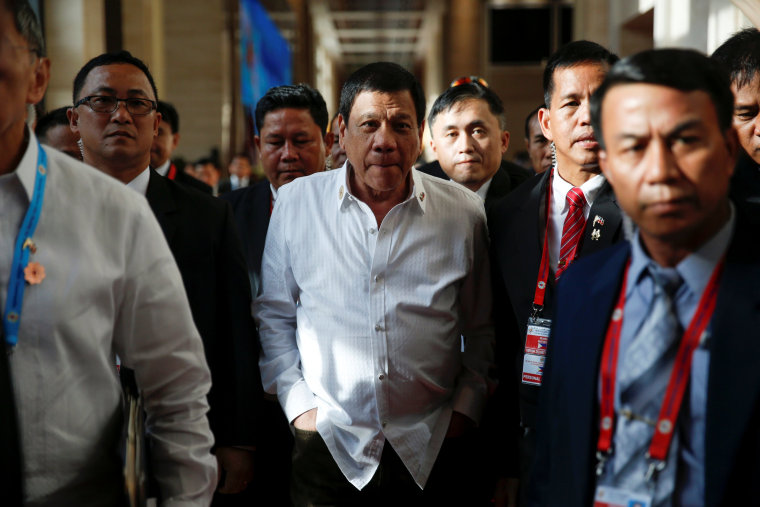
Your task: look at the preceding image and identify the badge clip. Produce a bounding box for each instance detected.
[644,458,666,484]
[531,303,543,320]
[595,450,611,477]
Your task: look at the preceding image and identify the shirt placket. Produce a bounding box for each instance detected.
[367,208,395,432]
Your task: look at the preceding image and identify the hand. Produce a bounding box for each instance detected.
[493,477,519,507]
[215,446,255,494]
[445,411,475,438]
[292,407,318,431]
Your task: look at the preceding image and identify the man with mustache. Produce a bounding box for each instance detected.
[69,50,260,503]
[255,62,494,505]
[488,40,623,504]
[531,47,760,507]
[427,81,520,214]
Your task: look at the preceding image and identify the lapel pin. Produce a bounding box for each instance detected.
[22,238,37,254]
[593,215,605,227]
[419,191,425,202]
[339,186,344,200]
[591,229,601,241]
[24,262,46,285]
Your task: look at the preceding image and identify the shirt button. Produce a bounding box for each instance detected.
[379,374,385,380]
[382,421,387,428]
[374,274,381,283]
[369,227,377,234]
[374,324,383,332]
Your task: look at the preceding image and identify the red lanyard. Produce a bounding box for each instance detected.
[531,168,554,315]
[597,256,725,469]
[167,163,177,180]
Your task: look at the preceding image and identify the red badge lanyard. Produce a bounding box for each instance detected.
[597,256,725,478]
[531,168,554,317]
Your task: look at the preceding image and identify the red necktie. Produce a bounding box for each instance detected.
[556,187,586,279]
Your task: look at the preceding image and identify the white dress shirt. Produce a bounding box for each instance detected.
[255,165,494,490]
[548,170,606,272]
[155,159,171,177]
[0,131,217,505]
[126,166,151,195]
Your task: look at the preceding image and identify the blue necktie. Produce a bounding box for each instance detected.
[610,265,683,506]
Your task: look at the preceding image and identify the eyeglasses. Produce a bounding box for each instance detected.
[449,75,489,88]
[75,95,157,116]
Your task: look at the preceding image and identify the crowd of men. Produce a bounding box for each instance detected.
[3,0,760,505]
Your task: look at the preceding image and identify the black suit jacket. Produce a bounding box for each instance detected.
[530,213,760,506]
[489,169,623,428]
[416,160,529,212]
[146,171,260,447]
[0,349,22,505]
[220,180,272,298]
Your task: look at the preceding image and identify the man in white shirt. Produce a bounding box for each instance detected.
[255,62,495,505]
[69,50,260,504]
[0,2,217,504]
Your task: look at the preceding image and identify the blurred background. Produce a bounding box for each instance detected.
[30,0,760,177]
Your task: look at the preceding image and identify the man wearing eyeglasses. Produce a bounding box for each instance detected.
[0,2,217,504]
[69,50,261,505]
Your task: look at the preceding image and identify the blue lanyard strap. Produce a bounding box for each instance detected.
[3,142,48,348]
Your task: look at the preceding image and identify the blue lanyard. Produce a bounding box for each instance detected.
[3,142,48,348]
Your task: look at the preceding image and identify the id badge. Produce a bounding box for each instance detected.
[521,317,551,386]
[593,485,652,507]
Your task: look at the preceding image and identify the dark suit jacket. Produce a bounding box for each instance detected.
[146,171,260,447]
[730,150,760,216]
[489,169,623,428]
[416,160,529,212]
[220,180,271,298]
[0,349,22,505]
[161,162,212,194]
[529,214,760,506]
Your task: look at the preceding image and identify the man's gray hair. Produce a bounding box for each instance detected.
[5,0,46,56]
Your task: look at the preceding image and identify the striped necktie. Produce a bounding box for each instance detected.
[610,265,683,506]
[556,187,586,279]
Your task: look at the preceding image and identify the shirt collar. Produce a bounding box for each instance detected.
[627,203,735,299]
[270,183,278,202]
[155,159,171,177]
[338,162,427,213]
[552,168,606,212]
[16,126,39,201]
[126,167,151,195]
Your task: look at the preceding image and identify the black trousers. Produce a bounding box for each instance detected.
[290,428,487,507]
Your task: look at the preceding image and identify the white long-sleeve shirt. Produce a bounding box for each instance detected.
[1,135,217,505]
[255,165,494,490]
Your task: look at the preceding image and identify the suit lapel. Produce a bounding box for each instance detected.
[249,182,272,275]
[705,219,760,505]
[581,181,622,256]
[563,242,631,494]
[146,170,179,247]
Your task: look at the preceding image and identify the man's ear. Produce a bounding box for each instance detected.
[537,107,553,142]
[417,119,425,156]
[338,114,347,149]
[171,132,180,151]
[501,130,510,154]
[324,132,334,159]
[598,149,611,183]
[26,57,50,106]
[67,106,80,136]
[153,112,161,138]
[254,135,261,152]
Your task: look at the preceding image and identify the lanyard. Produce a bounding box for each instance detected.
[3,142,48,348]
[596,255,725,481]
[167,163,177,180]
[531,168,554,317]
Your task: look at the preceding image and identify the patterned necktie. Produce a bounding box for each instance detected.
[556,187,586,279]
[610,265,683,506]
